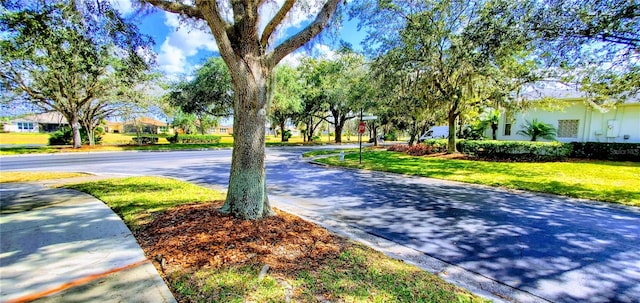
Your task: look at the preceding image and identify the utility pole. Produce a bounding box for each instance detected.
[359,109,363,164]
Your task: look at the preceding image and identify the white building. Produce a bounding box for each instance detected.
[492,83,640,143]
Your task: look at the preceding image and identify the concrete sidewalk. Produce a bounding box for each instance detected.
[0,182,176,303]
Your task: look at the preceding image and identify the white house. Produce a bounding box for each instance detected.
[492,83,640,143]
[3,112,69,133]
[2,117,39,133]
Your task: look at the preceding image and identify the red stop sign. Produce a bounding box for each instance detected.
[358,121,366,134]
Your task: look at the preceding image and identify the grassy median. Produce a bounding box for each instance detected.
[313,150,640,207]
[0,171,91,183]
[63,176,487,303]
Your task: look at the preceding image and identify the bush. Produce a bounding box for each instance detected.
[459,125,484,140]
[48,127,102,145]
[387,144,410,153]
[387,140,447,156]
[406,144,439,156]
[419,139,448,152]
[167,134,221,144]
[570,142,640,162]
[130,136,159,145]
[384,132,398,141]
[458,140,572,161]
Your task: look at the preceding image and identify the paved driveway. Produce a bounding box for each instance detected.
[2,148,639,302]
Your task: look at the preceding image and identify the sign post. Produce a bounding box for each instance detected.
[358,110,364,164]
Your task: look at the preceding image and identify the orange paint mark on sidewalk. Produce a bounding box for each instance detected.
[5,259,151,303]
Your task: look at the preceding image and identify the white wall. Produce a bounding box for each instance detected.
[3,121,40,133]
[495,101,640,143]
[588,103,640,143]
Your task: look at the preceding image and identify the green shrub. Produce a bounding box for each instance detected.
[130,136,159,145]
[516,119,557,141]
[459,125,485,140]
[48,127,102,145]
[384,132,398,141]
[571,142,640,162]
[458,140,572,161]
[419,139,448,151]
[168,134,221,144]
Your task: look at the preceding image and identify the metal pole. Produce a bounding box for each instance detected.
[359,109,363,164]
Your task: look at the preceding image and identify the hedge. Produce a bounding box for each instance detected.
[168,134,221,144]
[389,140,639,162]
[130,136,159,145]
[457,140,572,161]
[570,142,640,162]
[388,143,447,156]
[389,140,572,161]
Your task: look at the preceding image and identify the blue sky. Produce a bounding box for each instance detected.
[113,1,367,77]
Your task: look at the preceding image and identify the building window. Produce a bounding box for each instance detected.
[219,128,227,134]
[504,123,512,136]
[503,112,513,136]
[18,122,34,130]
[557,120,579,138]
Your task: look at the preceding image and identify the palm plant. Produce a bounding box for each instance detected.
[517,119,556,141]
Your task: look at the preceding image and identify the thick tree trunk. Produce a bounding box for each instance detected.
[220,60,275,220]
[447,112,458,153]
[70,116,82,148]
[306,117,313,142]
[372,122,378,147]
[87,128,95,146]
[334,121,343,143]
[491,123,498,140]
[279,121,287,142]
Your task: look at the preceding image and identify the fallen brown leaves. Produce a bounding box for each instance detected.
[134,200,350,278]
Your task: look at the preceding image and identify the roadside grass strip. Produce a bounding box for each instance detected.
[314,151,640,207]
[0,171,91,183]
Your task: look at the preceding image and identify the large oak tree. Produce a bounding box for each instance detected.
[0,1,152,148]
[142,0,343,219]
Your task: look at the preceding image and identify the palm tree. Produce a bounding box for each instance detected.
[477,109,501,140]
[517,119,556,141]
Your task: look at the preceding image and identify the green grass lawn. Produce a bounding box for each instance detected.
[64,176,225,229]
[0,171,91,183]
[302,148,362,158]
[63,176,486,303]
[0,132,50,145]
[315,151,640,207]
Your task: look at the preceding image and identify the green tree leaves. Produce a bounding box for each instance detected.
[1,1,153,147]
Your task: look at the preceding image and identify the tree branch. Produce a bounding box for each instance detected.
[266,0,342,69]
[196,0,236,69]
[260,0,295,49]
[140,0,204,19]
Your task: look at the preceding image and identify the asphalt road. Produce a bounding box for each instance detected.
[1,148,639,303]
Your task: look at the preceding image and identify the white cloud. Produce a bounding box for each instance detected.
[280,43,337,67]
[157,12,219,76]
[258,0,321,47]
[157,40,188,75]
[110,0,134,15]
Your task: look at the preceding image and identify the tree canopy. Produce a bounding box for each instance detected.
[0,0,153,148]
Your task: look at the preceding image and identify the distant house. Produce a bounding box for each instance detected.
[491,83,640,143]
[209,125,233,135]
[106,117,172,135]
[3,112,68,133]
[105,121,124,133]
